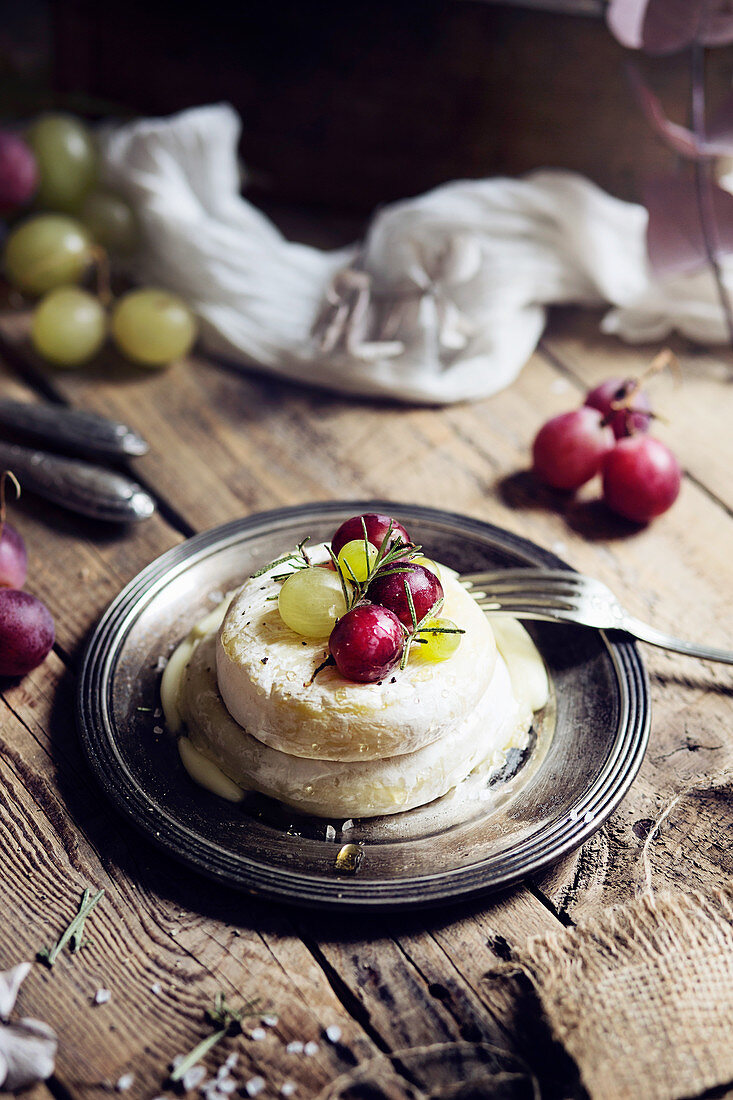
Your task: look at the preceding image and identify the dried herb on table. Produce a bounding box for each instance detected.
[37,887,105,967]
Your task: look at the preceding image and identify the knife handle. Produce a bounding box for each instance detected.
[0,399,148,459]
[0,442,155,523]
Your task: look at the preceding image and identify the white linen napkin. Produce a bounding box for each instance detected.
[100,103,730,405]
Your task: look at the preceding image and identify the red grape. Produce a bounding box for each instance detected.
[0,131,38,211]
[331,513,410,557]
[602,436,681,523]
[0,523,27,589]
[328,604,404,682]
[532,407,615,491]
[0,589,54,676]
[585,377,652,439]
[368,563,443,628]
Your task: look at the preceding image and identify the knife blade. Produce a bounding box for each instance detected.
[0,441,156,523]
[0,399,148,460]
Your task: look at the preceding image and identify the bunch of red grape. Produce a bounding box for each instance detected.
[532,375,681,524]
[0,475,55,677]
[0,114,196,369]
[276,513,461,683]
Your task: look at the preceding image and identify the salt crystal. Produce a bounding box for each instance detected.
[250,1027,266,1041]
[116,1074,134,1091]
[584,811,595,824]
[286,1041,303,1055]
[281,1083,297,1097]
[245,1077,266,1097]
[304,1041,319,1056]
[154,707,163,718]
[568,809,579,822]
[153,726,164,736]
[183,1065,207,1091]
[156,656,168,671]
[171,1055,185,1070]
[217,1078,237,1094]
[94,988,111,1005]
[341,820,354,832]
[325,825,336,842]
[325,1025,342,1044]
[151,983,162,995]
[261,1014,278,1027]
[224,1053,238,1070]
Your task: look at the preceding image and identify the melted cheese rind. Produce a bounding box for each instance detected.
[181,634,524,818]
[216,549,497,761]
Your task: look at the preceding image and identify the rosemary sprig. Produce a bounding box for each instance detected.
[169,992,263,1083]
[37,887,105,967]
[400,583,448,670]
[250,537,311,580]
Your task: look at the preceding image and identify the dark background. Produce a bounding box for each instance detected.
[3,0,732,214]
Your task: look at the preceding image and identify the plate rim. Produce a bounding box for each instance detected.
[77,500,651,909]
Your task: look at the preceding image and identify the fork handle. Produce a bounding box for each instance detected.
[621,616,733,665]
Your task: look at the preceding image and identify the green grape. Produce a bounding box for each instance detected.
[31,287,106,367]
[278,567,348,637]
[415,617,463,662]
[80,189,138,254]
[26,113,97,213]
[337,539,378,583]
[4,214,92,295]
[111,288,197,367]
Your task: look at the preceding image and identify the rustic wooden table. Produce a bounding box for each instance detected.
[1,224,732,1099]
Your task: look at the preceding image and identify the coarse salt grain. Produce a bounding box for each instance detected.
[94,988,111,1005]
[584,811,595,824]
[224,1053,238,1070]
[153,726,164,735]
[304,1041,319,1056]
[325,1025,342,1044]
[217,1078,237,1094]
[116,1074,134,1091]
[325,825,336,842]
[281,1083,296,1097]
[261,1014,278,1027]
[286,1041,303,1055]
[341,820,354,832]
[245,1077,265,1097]
[250,1027,266,1041]
[151,982,162,995]
[183,1066,207,1091]
[171,1055,185,1070]
[156,656,168,671]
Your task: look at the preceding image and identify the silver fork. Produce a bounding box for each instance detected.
[462,568,733,664]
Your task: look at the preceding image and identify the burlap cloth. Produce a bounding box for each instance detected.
[513,887,733,1100]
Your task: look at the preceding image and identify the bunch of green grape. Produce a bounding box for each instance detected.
[0,113,197,369]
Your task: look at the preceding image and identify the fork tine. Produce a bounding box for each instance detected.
[476,596,579,614]
[462,569,581,586]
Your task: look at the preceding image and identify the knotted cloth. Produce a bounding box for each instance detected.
[101,104,733,404]
[514,888,733,1100]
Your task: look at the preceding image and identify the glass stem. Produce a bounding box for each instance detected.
[690,42,733,347]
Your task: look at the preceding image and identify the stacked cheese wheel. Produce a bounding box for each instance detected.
[163,513,549,818]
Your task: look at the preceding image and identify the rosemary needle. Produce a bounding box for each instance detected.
[37,887,105,966]
[169,993,263,1083]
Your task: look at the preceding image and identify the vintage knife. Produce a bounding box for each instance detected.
[0,399,149,460]
[0,441,156,523]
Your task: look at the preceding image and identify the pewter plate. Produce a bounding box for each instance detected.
[77,502,650,910]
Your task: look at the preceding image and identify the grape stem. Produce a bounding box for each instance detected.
[91,245,112,307]
[0,469,21,541]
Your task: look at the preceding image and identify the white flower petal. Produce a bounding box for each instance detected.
[0,1017,57,1090]
[0,964,31,1020]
